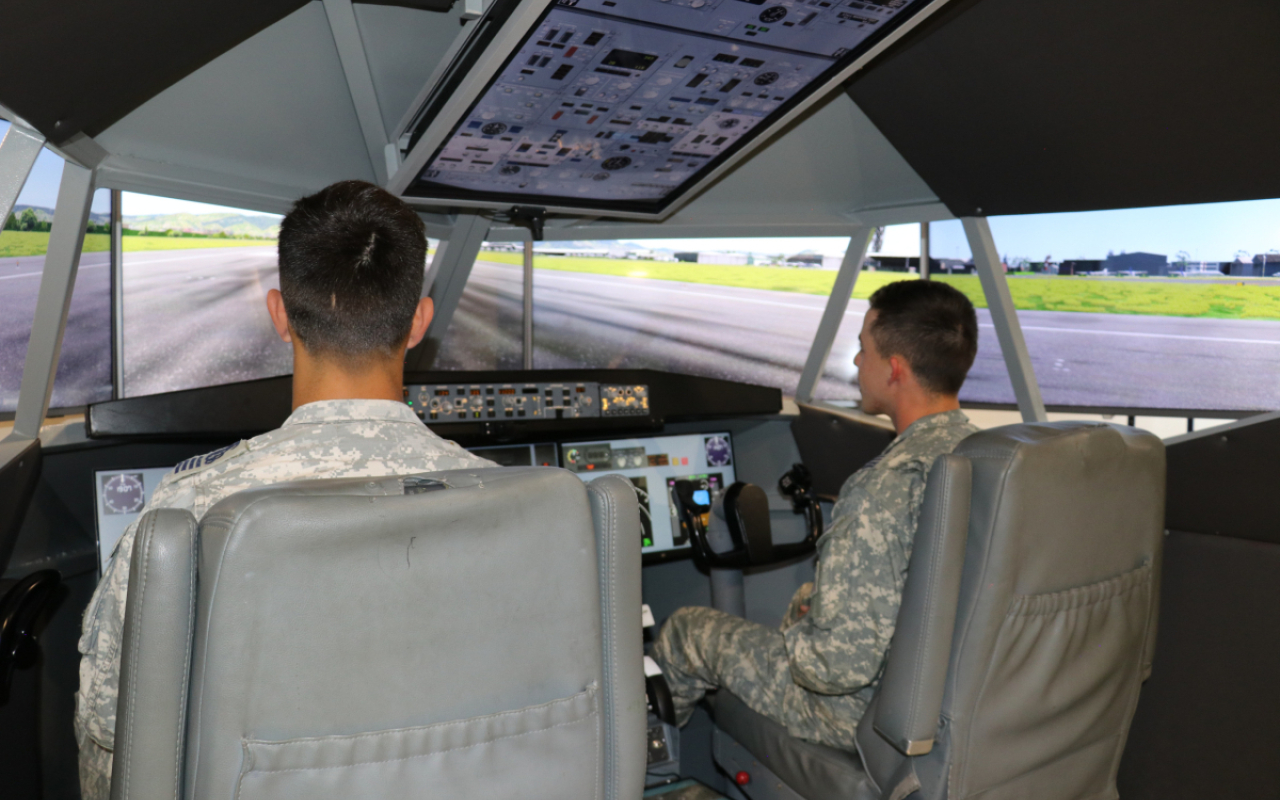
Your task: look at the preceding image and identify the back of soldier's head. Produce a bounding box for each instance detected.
[277,180,426,362]
[867,280,978,396]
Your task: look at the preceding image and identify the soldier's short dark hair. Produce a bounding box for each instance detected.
[277,180,426,360]
[867,280,978,396]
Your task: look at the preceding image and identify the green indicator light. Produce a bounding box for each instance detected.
[643,539,653,547]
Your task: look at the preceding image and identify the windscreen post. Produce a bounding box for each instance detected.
[7,162,96,443]
[920,221,930,280]
[0,121,44,229]
[522,234,534,369]
[795,226,873,404]
[405,211,492,372]
[962,216,1047,423]
[110,188,124,400]
[323,0,392,186]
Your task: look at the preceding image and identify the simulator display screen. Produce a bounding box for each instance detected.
[407,0,926,212]
[563,431,735,553]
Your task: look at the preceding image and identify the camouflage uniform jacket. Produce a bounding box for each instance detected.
[75,399,496,791]
[780,409,977,742]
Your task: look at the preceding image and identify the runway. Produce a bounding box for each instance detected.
[3,250,1279,412]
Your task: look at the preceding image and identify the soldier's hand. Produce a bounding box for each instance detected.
[780,581,815,631]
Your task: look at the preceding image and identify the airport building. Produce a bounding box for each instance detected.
[1103,252,1169,276]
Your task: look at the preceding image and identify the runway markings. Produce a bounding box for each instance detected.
[0,262,109,281]
[1008,323,1280,346]
[532,270,848,313]
[0,248,273,282]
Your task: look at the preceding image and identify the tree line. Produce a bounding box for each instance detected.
[3,208,112,233]
[4,209,268,238]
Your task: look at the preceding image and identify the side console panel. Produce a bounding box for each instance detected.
[1118,411,1280,800]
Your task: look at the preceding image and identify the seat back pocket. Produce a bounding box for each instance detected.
[236,685,599,800]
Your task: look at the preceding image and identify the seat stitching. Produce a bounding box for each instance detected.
[247,686,597,747]
[596,479,621,800]
[906,464,952,742]
[607,482,620,800]
[949,454,1015,792]
[244,713,598,775]
[121,512,157,797]
[173,516,196,800]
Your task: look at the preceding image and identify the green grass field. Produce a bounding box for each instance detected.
[477,251,1280,320]
[0,230,273,258]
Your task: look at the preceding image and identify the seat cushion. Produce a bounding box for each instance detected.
[711,691,866,800]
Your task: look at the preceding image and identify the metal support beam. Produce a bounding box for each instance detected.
[961,217,1047,422]
[404,212,490,371]
[522,235,534,369]
[795,227,873,403]
[323,0,390,185]
[0,122,44,226]
[919,221,930,280]
[110,188,125,398]
[6,162,96,442]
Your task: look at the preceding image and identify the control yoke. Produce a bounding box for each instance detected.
[673,464,822,570]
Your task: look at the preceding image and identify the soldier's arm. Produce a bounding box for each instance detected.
[782,468,917,695]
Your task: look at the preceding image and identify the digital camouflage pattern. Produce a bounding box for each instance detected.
[76,399,496,800]
[652,410,977,751]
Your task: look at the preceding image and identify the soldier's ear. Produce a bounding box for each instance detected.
[888,354,908,386]
[406,297,434,349]
[267,289,292,343]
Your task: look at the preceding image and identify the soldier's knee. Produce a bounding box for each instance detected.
[657,606,727,658]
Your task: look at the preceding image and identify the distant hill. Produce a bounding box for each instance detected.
[11,205,279,238]
[126,211,279,238]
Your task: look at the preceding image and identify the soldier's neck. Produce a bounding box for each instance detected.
[289,345,406,410]
[889,393,961,435]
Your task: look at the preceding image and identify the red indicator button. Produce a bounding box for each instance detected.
[566,46,578,57]
[735,771,751,786]
[552,111,563,120]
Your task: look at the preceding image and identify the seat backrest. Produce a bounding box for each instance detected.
[858,422,1165,800]
[111,467,645,800]
[0,439,42,577]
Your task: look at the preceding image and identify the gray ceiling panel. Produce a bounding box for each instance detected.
[354,3,464,139]
[96,2,375,205]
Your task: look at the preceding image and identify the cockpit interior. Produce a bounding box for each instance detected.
[2,1,1279,799]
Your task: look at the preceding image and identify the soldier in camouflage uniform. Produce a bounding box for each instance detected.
[75,181,496,800]
[652,280,980,751]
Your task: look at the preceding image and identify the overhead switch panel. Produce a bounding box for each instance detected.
[401,0,937,216]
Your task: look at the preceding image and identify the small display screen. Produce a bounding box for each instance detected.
[406,0,927,213]
[93,467,174,575]
[601,48,659,71]
[563,431,734,554]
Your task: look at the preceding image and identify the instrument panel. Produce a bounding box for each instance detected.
[404,380,650,422]
[561,431,735,554]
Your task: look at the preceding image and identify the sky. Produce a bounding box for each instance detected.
[6,119,1280,261]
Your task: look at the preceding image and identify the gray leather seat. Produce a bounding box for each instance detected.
[109,467,646,800]
[714,422,1165,800]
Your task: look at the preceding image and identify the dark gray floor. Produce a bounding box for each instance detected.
[4,250,1279,411]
